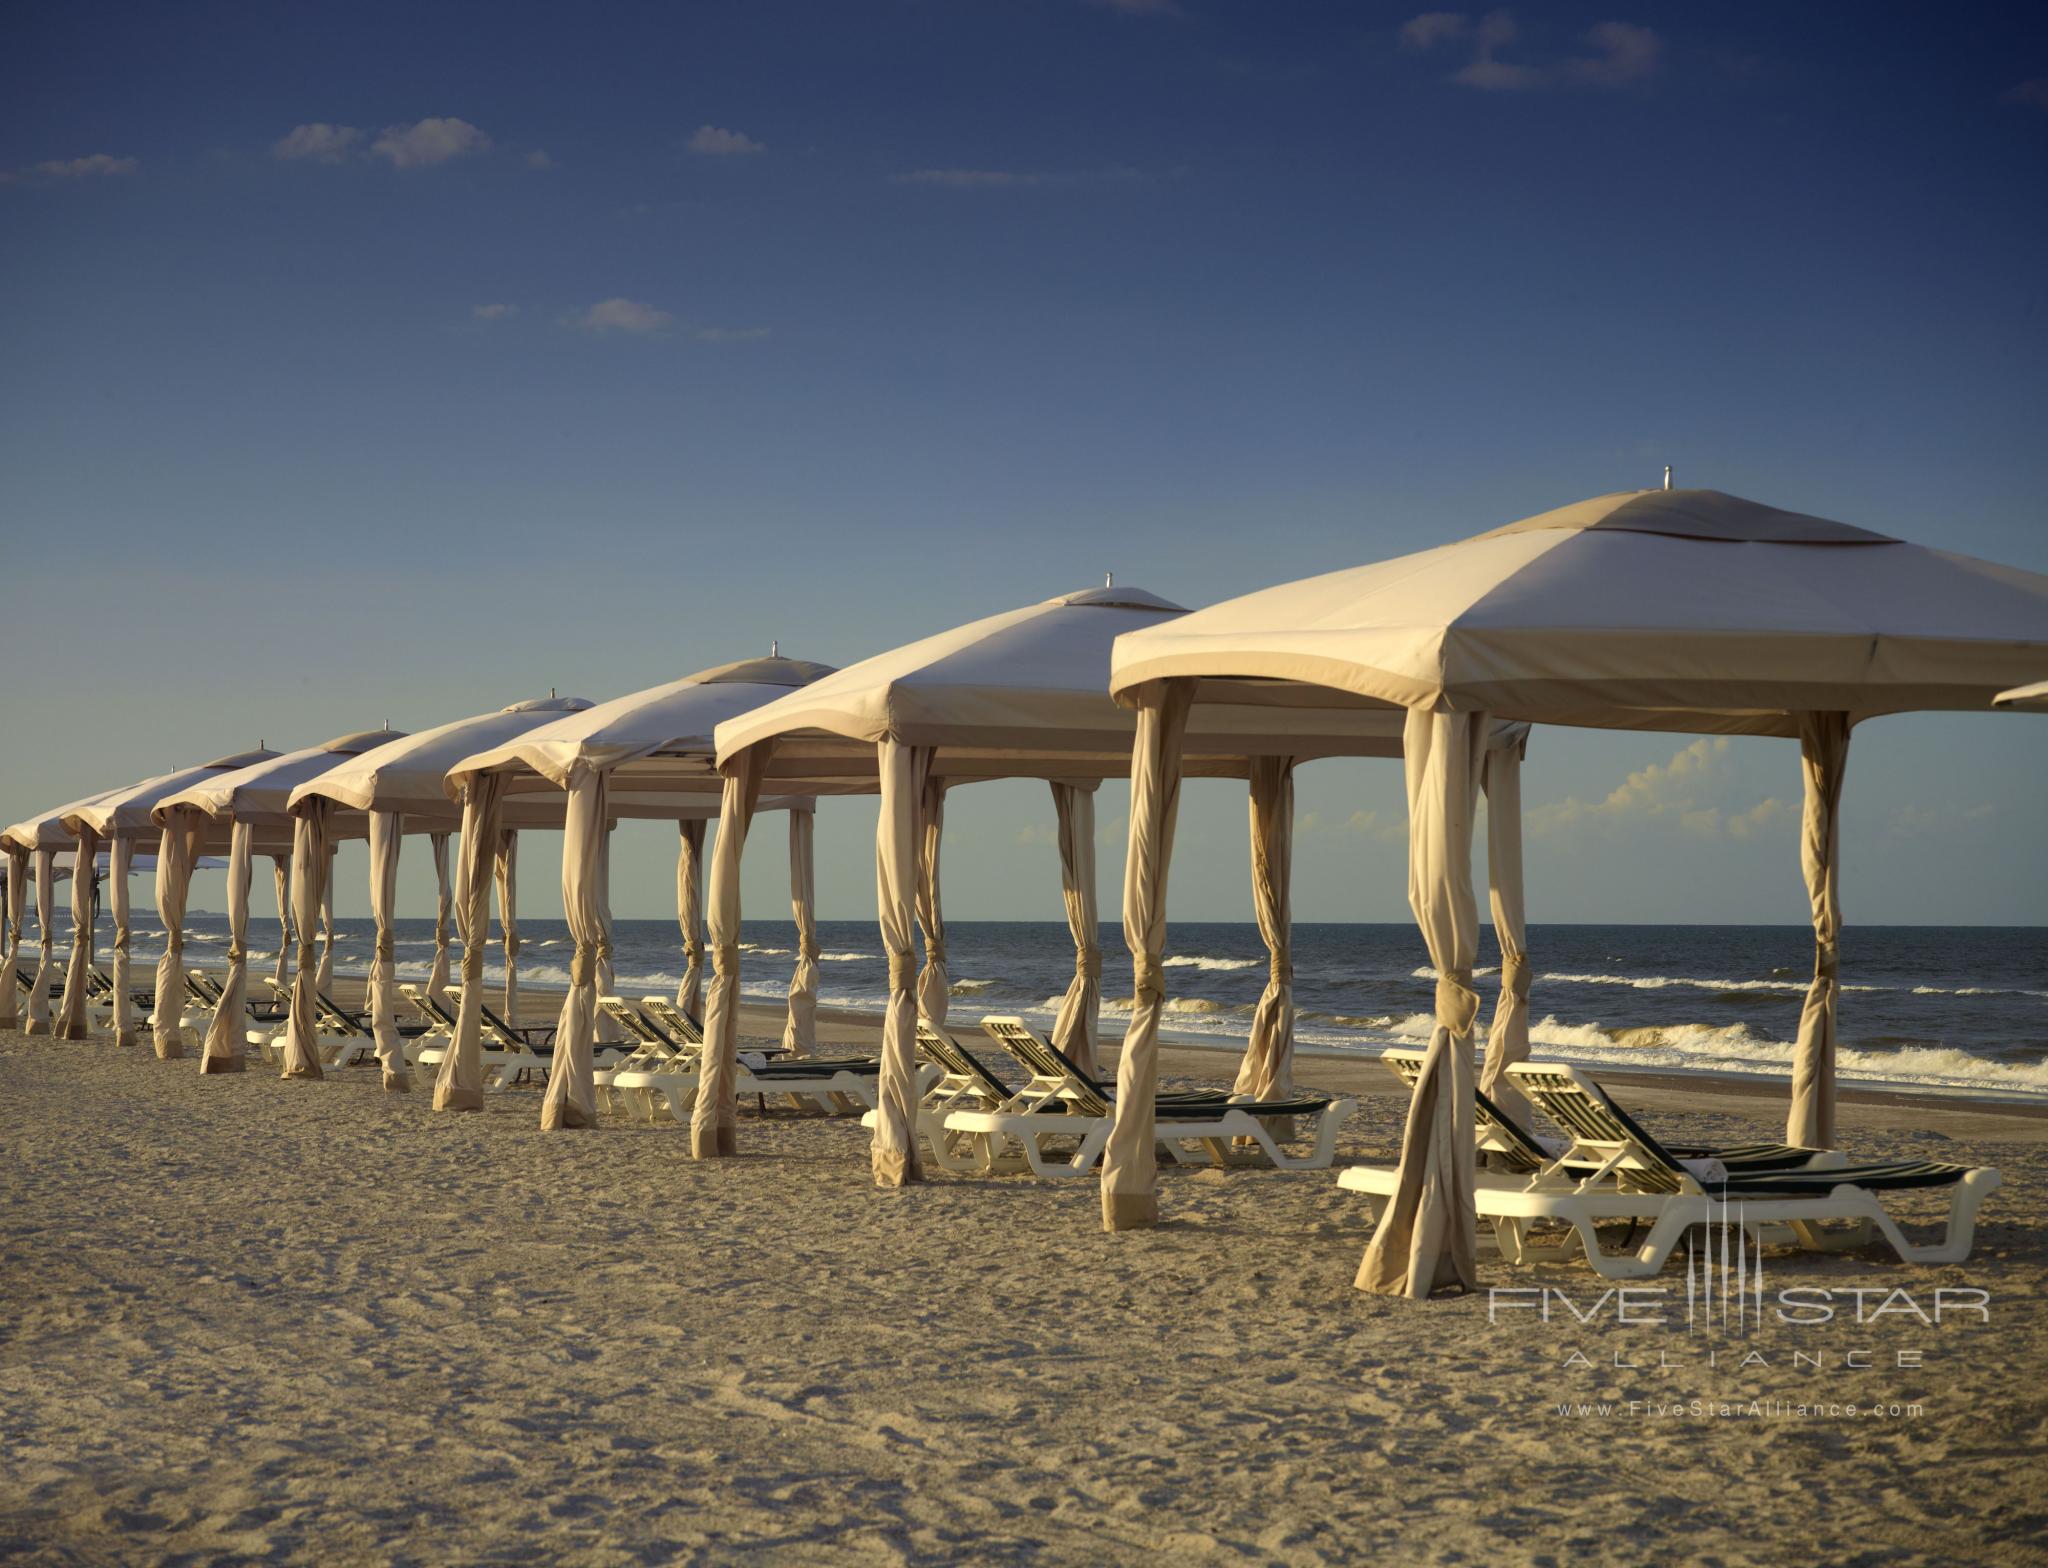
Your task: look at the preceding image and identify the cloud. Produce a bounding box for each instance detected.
[272,123,362,163]
[686,125,766,156]
[524,149,556,170]
[1401,10,1661,92]
[33,153,140,178]
[890,164,1145,190]
[568,297,674,334]
[471,303,517,321]
[2006,78,2048,110]
[370,117,492,169]
[1528,738,1787,841]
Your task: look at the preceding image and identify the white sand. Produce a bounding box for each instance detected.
[2,1006,2044,1565]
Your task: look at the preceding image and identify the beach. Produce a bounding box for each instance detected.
[2,996,2044,1566]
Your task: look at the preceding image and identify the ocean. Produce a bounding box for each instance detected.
[141,913,2048,1101]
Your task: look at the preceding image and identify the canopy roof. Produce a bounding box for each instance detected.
[4,749,274,855]
[4,785,131,854]
[1108,489,2048,738]
[60,747,281,841]
[157,727,403,844]
[715,586,1458,787]
[448,655,834,815]
[1994,679,2048,712]
[289,696,598,826]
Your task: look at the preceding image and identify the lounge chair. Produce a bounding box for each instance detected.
[855,1020,1041,1174]
[399,983,547,1088]
[256,976,378,1069]
[1337,1060,2001,1278]
[606,997,883,1124]
[928,1015,1354,1178]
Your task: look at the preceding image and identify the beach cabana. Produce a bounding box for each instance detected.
[4,786,125,1036]
[156,730,401,1071]
[1994,680,2048,711]
[286,696,598,1098]
[447,655,834,1130]
[712,585,1473,1179]
[1108,485,2048,1296]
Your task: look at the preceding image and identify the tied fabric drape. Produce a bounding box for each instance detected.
[26,849,57,1035]
[542,774,609,1131]
[783,808,820,1056]
[436,776,505,1112]
[1234,757,1296,1102]
[0,845,25,1031]
[914,778,949,1031]
[872,741,936,1188]
[693,746,770,1159]
[1101,679,1195,1231]
[316,850,337,994]
[109,835,137,1047]
[269,855,291,993]
[594,820,618,1043]
[1049,782,1102,1076]
[154,815,205,1058]
[1480,741,1533,1124]
[675,820,706,1022]
[1356,709,1490,1299]
[201,820,254,1073]
[366,810,406,1090]
[1789,712,1850,1150]
[280,804,333,1080]
[55,824,101,1040]
[427,832,454,1004]
[495,828,520,1027]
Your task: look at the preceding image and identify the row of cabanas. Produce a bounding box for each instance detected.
[6,485,2045,1298]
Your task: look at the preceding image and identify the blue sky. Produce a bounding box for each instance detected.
[3,0,2045,926]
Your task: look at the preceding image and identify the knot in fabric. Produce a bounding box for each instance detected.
[1134,956,1166,1003]
[712,942,741,976]
[1077,945,1102,981]
[1501,955,1533,1003]
[922,938,947,969]
[374,932,395,964]
[114,923,130,948]
[1813,943,1840,982]
[569,944,597,986]
[1268,951,1294,987]
[296,940,319,973]
[461,943,487,982]
[799,937,821,963]
[1435,970,1483,1036]
[887,952,919,991]
[682,938,705,963]
[595,936,614,965]
[503,929,521,958]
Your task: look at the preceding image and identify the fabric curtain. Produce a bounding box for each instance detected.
[280,803,333,1080]
[201,819,253,1073]
[315,848,337,994]
[268,855,292,992]
[693,746,770,1159]
[55,824,100,1040]
[1049,782,1102,1076]
[594,819,618,1043]
[153,815,205,1058]
[872,741,935,1187]
[26,849,56,1035]
[783,808,820,1056]
[435,776,505,1112]
[0,845,24,1031]
[1788,712,1850,1150]
[1100,679,1195,1231]
[1234,757,1297,1102]
[427,831,454,1004]
[108,835,137,1046]
[675,819,706,1022]
[366,810,406,1090]
[542,773,609,1131]
[495,828,520,1027]
[1356,708,1489,1299]
[914,778,949,1031]
[1479,741,1533,1125]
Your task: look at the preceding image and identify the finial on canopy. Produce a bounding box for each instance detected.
[771,639,779,658]
[1663,465,1673,491]
[1105,571,1114,588]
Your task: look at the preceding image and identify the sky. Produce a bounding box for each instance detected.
[3,0,2045,929]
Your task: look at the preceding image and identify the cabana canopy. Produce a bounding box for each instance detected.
[3,784,128,1036]
[448,655,833,1131]
[713,584,1479,1184]
[1109,485,2048,1298]
[1994,680,2048,712]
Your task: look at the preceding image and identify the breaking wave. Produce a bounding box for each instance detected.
[1163,954,1261,972]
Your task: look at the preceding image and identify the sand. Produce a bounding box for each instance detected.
[2,998,2044,1566]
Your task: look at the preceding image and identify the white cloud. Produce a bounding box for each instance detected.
[371,117,492,169]
[471,303,517,321]
[1528,738,1787,841]
[33,153,140,178]
[524,149,556,170]
[1402,10,1661,92]
[272,123,362,163]
[569,297,674,334]
[686,125,766,157]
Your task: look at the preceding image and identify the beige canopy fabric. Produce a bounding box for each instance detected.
[495,829,520,1026]
[784,810,819,1055]
[1101,683,1195,1230]
[27,849,55,1034]
[107,835,136,1046]
[1479,741,1532,1122]
[1356,710,1489,1298]
[1789,713,1850,1148]
[0,845,24,1031]
[154,814,207,1058]
[201,820,254,1073]
[541,774,608,1131]
[428,833,453,1003]
[914,777,948,1032]
[434,774,505,1113]
[872,741,935,1187]
[594,825,617,1045]
[1235,756,1295,1102]
[676,820,706,1020]
[55,824,99,1041]
[1994,679,2048,711]
[316,851,336,995]
[270,855,291,992]
[365,811,405,1088]
[280,802,333,1080]
[1049,782,1101,1075]
[693,748,770,1159]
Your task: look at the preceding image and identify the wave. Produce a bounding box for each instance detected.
[950,979,997,995]
[1163,954,1261,972]
[819,952,873,963]
[1410,965,1499,980]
